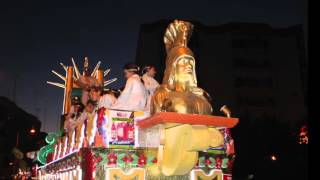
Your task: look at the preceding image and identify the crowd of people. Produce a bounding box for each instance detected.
[63,63,159,134]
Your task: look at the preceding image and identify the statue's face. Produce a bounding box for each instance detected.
[176,56,194,74]
[175,56,195,84]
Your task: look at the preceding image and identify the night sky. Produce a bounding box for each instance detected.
[0,0,307,133]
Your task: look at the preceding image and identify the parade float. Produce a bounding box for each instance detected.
[36,20,239,180]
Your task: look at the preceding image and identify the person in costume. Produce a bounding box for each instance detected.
[76,99,96,127]
[141,65,159,112]
[89,86,117,110]
[101,89,118,107]
[67,96,82,116]
[64,96,84,133]
[111,63,147,111]
[142,65,159,95]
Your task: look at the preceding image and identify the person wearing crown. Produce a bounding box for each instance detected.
[111,63,147,111]
[151,20,212,115]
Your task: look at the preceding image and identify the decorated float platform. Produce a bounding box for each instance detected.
[36,19,239,180]
[37,110,238,180]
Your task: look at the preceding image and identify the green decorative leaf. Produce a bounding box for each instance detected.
[208,157,216,169]
[198,156,206,167]
[146,156,154,166]
[99,152,108,165]
[222,158,229,168]
[46,132,59,145]
[131,154,139,166]
[37,145,54,164]
[37,131,61,164]
[117,153,127,168]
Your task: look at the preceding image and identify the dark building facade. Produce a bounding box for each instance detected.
[135,20,307,125]
[0,97,44,177]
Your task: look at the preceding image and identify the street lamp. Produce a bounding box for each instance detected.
[270,155,277,161]
[30,127,36,135]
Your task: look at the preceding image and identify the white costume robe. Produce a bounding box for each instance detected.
[98,94,117,109]
[142,74,159,112]
[111,74,147,111]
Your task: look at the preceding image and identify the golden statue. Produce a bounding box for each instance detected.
[144,20,229,176]
[151,20,212,115]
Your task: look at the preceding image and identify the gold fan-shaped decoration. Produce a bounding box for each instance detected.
[47,57,117,114]
[47,57,117,89]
